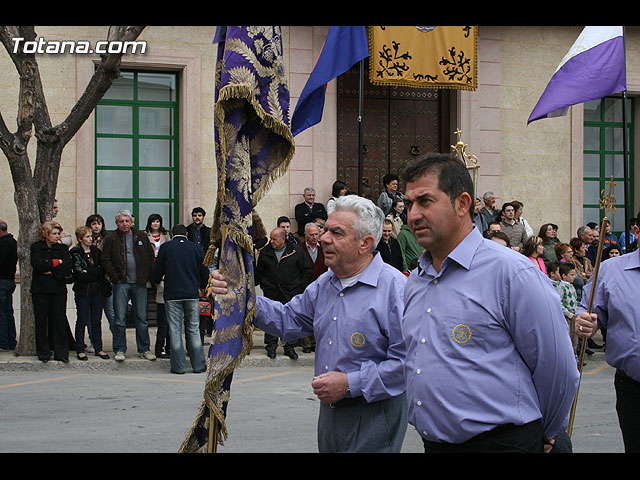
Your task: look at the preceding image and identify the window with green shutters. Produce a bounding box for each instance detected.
[95,70,179,231]
[583,96,634,234]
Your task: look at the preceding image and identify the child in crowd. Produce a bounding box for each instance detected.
[548,262,578,351]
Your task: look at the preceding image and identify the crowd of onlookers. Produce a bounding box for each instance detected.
[0,202,212,374]
[0,177,638,367]
[474,191,637,358]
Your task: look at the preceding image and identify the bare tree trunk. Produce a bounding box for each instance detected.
[0,26,146,355]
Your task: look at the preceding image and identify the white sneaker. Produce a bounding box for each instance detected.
[139,351,156,361]
[115,352,125,362]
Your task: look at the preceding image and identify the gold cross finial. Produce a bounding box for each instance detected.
[599,176,617,217]
[451,128,478,168]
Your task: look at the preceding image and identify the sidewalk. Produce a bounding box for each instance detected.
[0,285,315,372]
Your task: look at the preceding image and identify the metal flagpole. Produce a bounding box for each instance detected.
[621,26,631,250]
[622,90,630,249]
[357,58,364,196]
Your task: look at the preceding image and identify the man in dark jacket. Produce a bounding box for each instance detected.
[376,219,404,272]
[255,227,311,358]
[101,209,156,362]
[153,224,210,374]
[294,187,328,238]
[186,207,212,255]
[0,220,18,351]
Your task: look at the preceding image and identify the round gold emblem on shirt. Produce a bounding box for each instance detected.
[350,332,366,348]
[451,324,472,344]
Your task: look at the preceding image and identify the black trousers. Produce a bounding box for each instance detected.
[615,369,640,453]
[33,293,68,361]
[422,419,544,453]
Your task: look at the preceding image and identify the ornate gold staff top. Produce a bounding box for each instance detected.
[567,176,616,437]
[451,128,479,199]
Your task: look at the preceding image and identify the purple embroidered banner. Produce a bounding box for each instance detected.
[179,26,294,453]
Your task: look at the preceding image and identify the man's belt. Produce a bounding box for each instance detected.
[329,396,368,409]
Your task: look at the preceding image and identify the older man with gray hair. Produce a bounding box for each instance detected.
[294,186,327,238]
[101,209,156,361]
[210,195,408,452]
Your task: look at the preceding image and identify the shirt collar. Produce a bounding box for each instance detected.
[417,226,482,275]
[624,249,640,271]
[329,251,383,289]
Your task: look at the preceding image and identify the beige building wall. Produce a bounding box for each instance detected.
[1,25,639,252]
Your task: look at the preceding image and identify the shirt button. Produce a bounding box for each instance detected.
[416,400,422,406]
[416,368,421,374]
[433,279,438,284]
[328,340,333,345]
[333,316,337,321]
[423,431,428,437]
[427,308,432,313]
[324,365,329,370]
[421,338,426,343]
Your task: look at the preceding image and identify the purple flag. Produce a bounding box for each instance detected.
[528,26,626,124]
[291,26,369,136]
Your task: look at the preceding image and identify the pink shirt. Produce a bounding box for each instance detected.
[529,256,547,274]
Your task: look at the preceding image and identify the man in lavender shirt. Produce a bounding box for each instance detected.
[401,153,579,453]
[210,195,408,452]
[575,212,640,452]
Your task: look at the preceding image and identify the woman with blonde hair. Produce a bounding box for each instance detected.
[30,220,72,362]
[521,235,547,274]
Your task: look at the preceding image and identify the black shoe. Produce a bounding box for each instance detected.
[266,350,276,359]
[193,369,206,373]
[156,351,170,359]
[55,358,69,363]
[586,348,594,356]
[284,349,298,360]
[170,369,185,374]
[587,339,603,349]
[77,353,88,361]
[95,352,110,359]
[302,347,312,353]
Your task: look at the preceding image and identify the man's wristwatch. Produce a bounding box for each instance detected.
[345,385,352,398]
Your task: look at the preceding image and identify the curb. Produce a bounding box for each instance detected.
[0,346,315,372]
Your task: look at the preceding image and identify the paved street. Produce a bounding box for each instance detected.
[0,344,625,453]
[0,285,626,453]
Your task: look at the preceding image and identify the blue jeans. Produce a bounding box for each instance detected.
[74,294,104,353]
[112,283,150,354]
[0,279,17,350]
[165,299,205,373]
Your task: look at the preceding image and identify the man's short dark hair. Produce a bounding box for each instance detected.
[559,262,575,277]
[172,224,188,236]
[277,216,291,226]
[401,153,474,219]
[547,261,560,275]
[191,207,206,216]
[488,231,511,247]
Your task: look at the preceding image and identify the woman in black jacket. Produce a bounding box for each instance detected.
[70,226,109,360]
[30,221,73,363]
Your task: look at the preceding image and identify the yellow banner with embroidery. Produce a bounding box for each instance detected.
[368,26,478,90]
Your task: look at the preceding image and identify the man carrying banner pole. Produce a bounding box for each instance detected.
[575,209,640,453]
[179,26,295,454]
[209,195,409,453]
